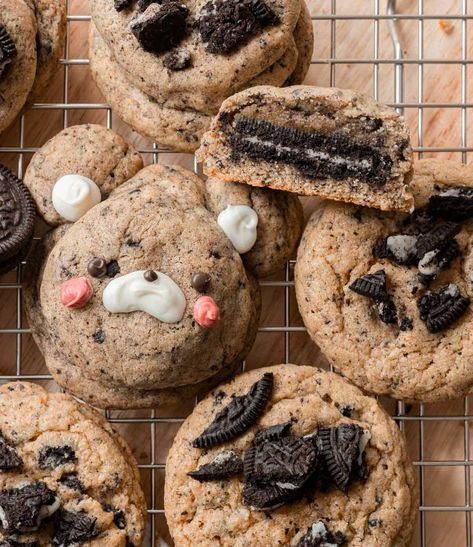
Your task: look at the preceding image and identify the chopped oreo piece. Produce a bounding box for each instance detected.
[241,481,293,510]
[0,25,16,79]
[114,0,133,10]
[428,186,473,221]
[0,482,58,533]
[188,450,243,482]
[0,541,39,547]
[417,283,470,333]
[198,0,280,55]
[113,510,126,529]
[297,521,346,546]
[130,2,189,54]
[59,473,85,492]
[52,509,100,545]
[163,48,192,70]
[38,445,77,470]
[193,373,273,448]
[415,221,461,259]
[399,316,414,331]
[244,436,317,489]
[253,421,293,445]
[373,234,418,266]
[349,270,388,300]
[0,436,22,470]
[229,117,393,186]
[93,329,106,343]
[374,297,397,325]
[317,424,369,491]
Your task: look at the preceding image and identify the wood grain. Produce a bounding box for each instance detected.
[0,1,471,545]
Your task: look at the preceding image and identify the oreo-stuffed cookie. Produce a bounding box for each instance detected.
[0,381,146,546]
[165,364,418,546]
[88,0,313,152]
[24,164,262,409]
[296,159,473,402]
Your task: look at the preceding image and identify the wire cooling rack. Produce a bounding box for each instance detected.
[1,0,473,545]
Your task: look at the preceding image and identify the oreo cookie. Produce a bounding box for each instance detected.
[0,165,36,275]
[0,435,22,470]
[349,270,397,325]
[428,186,473,221]
[52,509,99,545]
[417,283,470,333]
[0,25,16,80]
[317,424,369,492]
[0,482,58,533]
[193,373,273,449]
[38,445,77,470]
[241,481,294,510]
[415,221,461,259]
[373,234,418,266]
[297,521,346,546]
[129,2,189,54]
[188,450,243,482]
[253,421,293,445]
[198,0,280,55]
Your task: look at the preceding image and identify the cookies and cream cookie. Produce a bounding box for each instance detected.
[296,159,473,402]
[165,364,418,546]
[197,85,414,212]
[0,381,146,546]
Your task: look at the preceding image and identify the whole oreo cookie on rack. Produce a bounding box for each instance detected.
[0,164,36,275]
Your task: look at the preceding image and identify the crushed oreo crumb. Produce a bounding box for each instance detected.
[106,260,120,277]
[193,373,273,449]
[417,283,470,333]
[114,0,133,11]
[188,451,243,482]
[93,329,106,344]
[38,445,77,470]
[297,520,346,546]
[0,435,22,470]
[428,186,473,221]
[399,316,414,331]
[130,2,189,54]
[53,509,99,545]
[59,473,85,492]
[163,48,192,70]
[0,482,58,533]
[253,421,293,445]
[198,0,280,55]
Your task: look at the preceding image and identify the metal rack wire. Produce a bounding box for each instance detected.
[0,0,472,545]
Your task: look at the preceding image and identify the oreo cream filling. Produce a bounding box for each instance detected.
[227,116,394,185]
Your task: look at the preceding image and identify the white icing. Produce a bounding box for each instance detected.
[386,234,417,263]
[212,450,238,465]
[52,174,101,221]
[445,283,460,297]
[357,429,371,467]
[103,270,186,323]
[304,521,338,547]
[217,205,258,254]
[275,481,301,490]
[440,187,462,197]
[418,250,439,276]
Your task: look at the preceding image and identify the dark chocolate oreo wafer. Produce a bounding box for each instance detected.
[253,421,293,445]
[0,165,36,274]
[241,481,294,510]
[188,451,243,482]
[417,283,470,333]
[193,373,273,448]
[349,270,388,300]
[0,25,16,79]
[428,186,473,221]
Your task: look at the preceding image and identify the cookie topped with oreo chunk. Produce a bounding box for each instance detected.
[165,365,418,546]
[296,158,473,403]
[0,382,146,546]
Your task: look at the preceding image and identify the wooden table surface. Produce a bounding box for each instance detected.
[0,1,472,545]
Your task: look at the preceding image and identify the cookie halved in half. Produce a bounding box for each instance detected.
[296,159,473,402]
[197,85,414,212]
[165,364,418,546]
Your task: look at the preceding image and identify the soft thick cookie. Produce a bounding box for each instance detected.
[205,178,303,278]
[89,3,313,152]
[0,0,37,134]
[91,0,303,113]
[165,364,418,546]
[26,0,67,104]
[197,85,414,212]
[24,164,261,409]
[23,124,144,226]
[296,159,473,402]
[0,381,146,545]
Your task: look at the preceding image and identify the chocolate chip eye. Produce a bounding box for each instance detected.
[144,270,158,282]
[191,272,211,293]
[106,260,121,278]
[87,257,107,278]
[38,445,77,470]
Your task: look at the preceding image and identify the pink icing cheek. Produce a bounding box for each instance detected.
[60,277,94,309]
[193,296,220,328]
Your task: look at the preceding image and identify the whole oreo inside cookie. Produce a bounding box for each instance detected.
[197,0,280,55]
[0,25,16,79]
[129,2,189,54]
[193,373,273,449]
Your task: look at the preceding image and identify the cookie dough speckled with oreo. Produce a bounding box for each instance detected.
[296,159,473,402]
[0,381,146,546]
[89,0,314,151]
[165,365,418,546]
